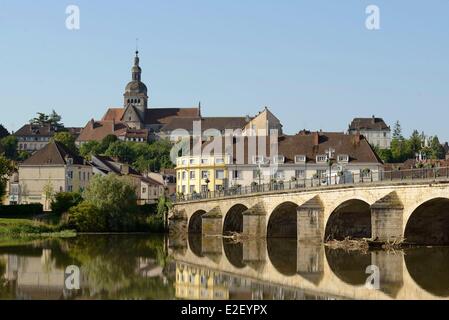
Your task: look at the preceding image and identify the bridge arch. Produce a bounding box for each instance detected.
[267,201,299,238]
[188,210,207,234]
[223,204,248,235]
[405,197,449,245]
[325,199,371,241]
[325,248,372,286]
[267,238,297,276]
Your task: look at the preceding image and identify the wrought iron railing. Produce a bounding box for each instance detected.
[175,166,449,203]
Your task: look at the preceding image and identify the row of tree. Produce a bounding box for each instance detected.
[375,121,446,163]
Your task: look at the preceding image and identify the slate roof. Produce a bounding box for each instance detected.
[349,117,390,131]
[21,141,86,166]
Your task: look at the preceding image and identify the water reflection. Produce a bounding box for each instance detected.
[1,235,449,300]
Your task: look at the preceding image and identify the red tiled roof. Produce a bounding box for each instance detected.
[77,120,128,142]
[145,108,200,125]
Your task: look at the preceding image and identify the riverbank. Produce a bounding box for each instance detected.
[0,218,76,239]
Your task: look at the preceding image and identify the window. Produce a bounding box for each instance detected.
[215,158,224,164]
[190,185,195,194]
[182,185,186,194]
[182,171,187,180]
[274,170,285,180]
[273,155,285,164]
[316,170,327,178]
[190,159,196,165]
[252,156,267,165]
[177,172,181,180]
[67,171,73,179]
[201,185,208,193]
[337,154,349,163]
[201,159,209,165]
[295,170,305,178]
[215,170,225,179]
[181,159,187,165]
[231,170,241,180]
[190,171,196,180]
[142,187,147,194]
[201,171,209,179]
[295,155,306,163]
[316,155,328,163]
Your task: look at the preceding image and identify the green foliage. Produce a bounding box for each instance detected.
[0,135,18,160]
[30,110,64,130]
[82,174,139,231]
[0,204,43,217]
[429,136,445,160]
[52,131,78,154]
[16,151,31,161]
[0,124,9,139]
[0,155,14,199]
[51,192,83,215]
[0,218,54,235]
[67,202,107,232]
[105,139,174,173]
[79,141,102,159]
[100,134,119,151]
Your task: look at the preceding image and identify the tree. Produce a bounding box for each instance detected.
[67,202,107,232]
[429,136,445,160]
[100,134,119,152]
[80,141,102,159]
[157,195,173,231]
[53,131,78,154]
[408,130,423,156]
[30,110,64,130]
[42,179,55,211]
[83,174,138,231]
[0,155,14,200]
[0,135,18,160]
[392,121,403,140]
[105,141,136,163]
[51,192,83,215]
[0,125,9,139]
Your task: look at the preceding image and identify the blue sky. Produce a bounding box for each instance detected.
[1,0,449,139]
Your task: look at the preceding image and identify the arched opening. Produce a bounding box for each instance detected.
[405,198,449,245]
[405,247,449,297]
[267,202,298,238]
[223,240,245,269]
[187,210,206,257]
[325,248,372,286]
[223,204,248,235]
[267,238,297,276]
[188,210,206,234]
[325,199,371,241]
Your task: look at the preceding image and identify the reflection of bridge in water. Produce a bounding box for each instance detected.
[170,235,449,300]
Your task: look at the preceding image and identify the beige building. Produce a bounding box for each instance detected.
[18,141,92,210]
[176,131,384,196]
[348,116,391,149]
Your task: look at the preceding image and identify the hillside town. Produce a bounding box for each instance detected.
[1,51,448,213]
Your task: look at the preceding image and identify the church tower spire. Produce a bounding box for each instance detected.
[123,50,149,128]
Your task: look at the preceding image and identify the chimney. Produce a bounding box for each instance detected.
[313,131,319,146]
[120,164,129,175]
[372,115,376,124]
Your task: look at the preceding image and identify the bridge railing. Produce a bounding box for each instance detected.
[175,166,449,202]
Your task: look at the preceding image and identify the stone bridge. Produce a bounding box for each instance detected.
[169,180,449,244]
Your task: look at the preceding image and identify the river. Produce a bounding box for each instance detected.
[0,234,448,300]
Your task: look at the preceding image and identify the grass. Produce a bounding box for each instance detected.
[0,218,76,238]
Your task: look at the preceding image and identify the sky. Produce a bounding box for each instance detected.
[1,0,448,139]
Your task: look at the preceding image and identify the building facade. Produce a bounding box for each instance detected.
[176,131,384,196]
[18,142,92,210]
[348,116,391,149]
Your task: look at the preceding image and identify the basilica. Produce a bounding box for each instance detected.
[77,51,282,145]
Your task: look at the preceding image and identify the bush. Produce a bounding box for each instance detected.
[51,192,82,215]
[0,204,43,217]
[66,202,107,232]
[145,215,165,233]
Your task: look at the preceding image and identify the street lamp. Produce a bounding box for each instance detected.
[326,148,335,185]
[205,177,210,197]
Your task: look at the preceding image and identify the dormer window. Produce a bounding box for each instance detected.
[294,155,306,163]
[316,155,328,163]
[273,155,285,164]
[337,154,349,163]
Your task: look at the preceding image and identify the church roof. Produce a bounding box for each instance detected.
[160,116,248,132]
[77,119,128,142]
[144,107,200,125]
